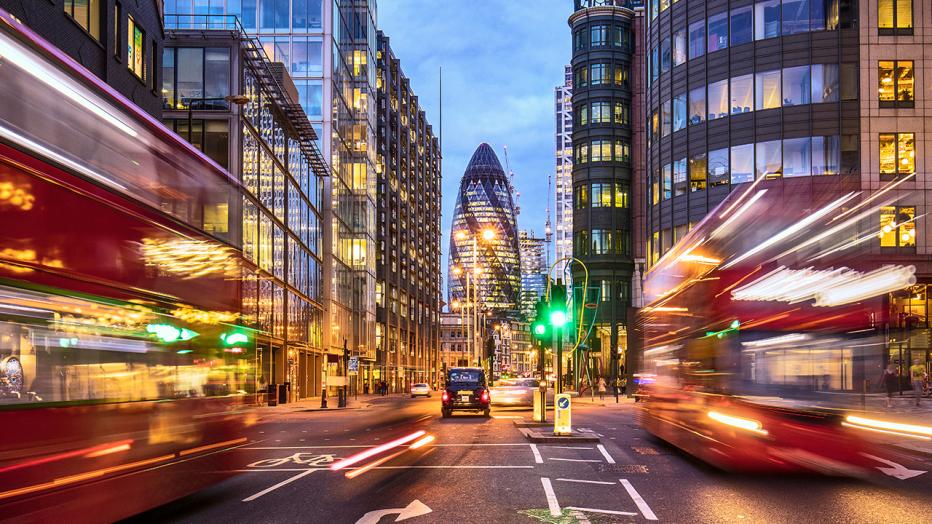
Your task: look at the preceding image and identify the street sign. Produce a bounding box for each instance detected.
[554,393,571,435]
[348,356,359,374]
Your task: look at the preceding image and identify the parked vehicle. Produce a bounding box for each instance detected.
[410,383,431,398]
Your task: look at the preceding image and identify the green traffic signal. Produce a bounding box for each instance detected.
[549,310,568,328]
[533,323,546,336]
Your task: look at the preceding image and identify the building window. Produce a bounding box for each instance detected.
[612,26,629,49]
[688,86,705,126]
[708,12,728,53]
[707,79,728,120]
[591,25,608,47]
[755,70,781,110]
[661,100,671,137]
[64,0,100,40]
[673,158,687,196]
[162,47,231,110]
[575,143,590,164]
[128,16,145,80]
[708,148,729,186]
[783,0,814,34]
[689,154,707,191]
[756,139,783,179]
[879,61,914,108]
[574,184,590,209]
[660,37,671,74]
[591,102,611,124]
[879,132,915,177]
[812,136,840,175]
[614,141,630,163]
[811,64,840,103]
[783,137,811,177]
[575,231,590,257]
[663,163,674,199]
[591,230,613,255]
[688,20,705,58]
[113,2,121,57]
[614,184,629,208]
[879,206,916,248]
[782,65,811,106]
[591,64,608,86]
[755,0,782,40]
[673,94,687,131]
[878,0,913,35]
[730,74,753,114]
[591,183,612,207]
[614,102,630,125]
[578,105,589,126]
[575,66,588,88]
[673,28,686,66]
[614,64,629,87]
[651,168,660,205]
[574,29,587,50]
[591,140,612,162]
[731,6,753,45]
[731,143,754,183]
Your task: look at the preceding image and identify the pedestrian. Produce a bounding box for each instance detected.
[909,359,927,406]
[363,381,369,395]
[613,376,621,403]
[882,363,898,409]
[597,376,606,400]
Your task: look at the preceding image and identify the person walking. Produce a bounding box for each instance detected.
[597,376,607,400]
[882,363,898,409]
[909,359,927,406]
[613,376,621,403]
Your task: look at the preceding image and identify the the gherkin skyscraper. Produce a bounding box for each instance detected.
[448,143,521,317]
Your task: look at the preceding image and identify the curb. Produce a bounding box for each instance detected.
[518,427,600,443]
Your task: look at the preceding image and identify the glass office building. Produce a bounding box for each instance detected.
[165,0,378,391]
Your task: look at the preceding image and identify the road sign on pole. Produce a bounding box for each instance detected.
[554,393,572,435]
[348,357,359,374]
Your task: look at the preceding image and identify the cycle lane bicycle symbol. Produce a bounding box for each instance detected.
[247,453,338,468]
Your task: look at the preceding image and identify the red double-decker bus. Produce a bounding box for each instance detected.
[636,177,929,475]
[0,10,258,521]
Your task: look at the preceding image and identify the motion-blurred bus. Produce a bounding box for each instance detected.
[636,177,929,475]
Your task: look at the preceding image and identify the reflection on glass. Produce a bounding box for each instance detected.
[783,137,811,177]
[673,29,687,66]
[673,158,687,196]
[661,37,671,73]
[661,100,672,137]
[811,136,840,175]
[689,20,705,58]
[731,6,753,45]
[756,140,782,179]
[708,12,728,52]
[731,74,753,114]
[673,94,687,131]
[688,86,705,126]
[755,70,782,110]
[663,163,673,199]
[689,154,707,191]
[731,143,754,183]
[782,0,811,34]
[782,65,810,106]
[756,0,782,40]
[707,79,729,120]
[708,148,729,186]
[811,64,839,103]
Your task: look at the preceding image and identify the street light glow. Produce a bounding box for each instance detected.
[549,310,567,327]
[455,230,468,241]
[481,228,496,241]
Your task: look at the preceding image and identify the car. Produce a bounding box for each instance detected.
[441,367,490,418]
[410,383,431,398]
[489,378,539,407]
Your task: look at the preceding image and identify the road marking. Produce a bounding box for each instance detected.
[540,477,561,517]
[565,506,637,517]
[236,465,538,473]
[555,478,615,485]
[243,469,315,501]
[546,446,593,450]
[570,509,592,524]
[241,443,533,449]
[492,415,523,419]
[596,444,616,464]
[550,458,602,463]
[530,444,543,464]
[356,499,432,524]
[861,453,928,480]
[620,479,658,520]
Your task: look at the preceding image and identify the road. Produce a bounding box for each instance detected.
[131,396,932,523]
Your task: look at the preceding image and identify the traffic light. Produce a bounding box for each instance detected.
[549,283,568,328]
[531,299,551,345]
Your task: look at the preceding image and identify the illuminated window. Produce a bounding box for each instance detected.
[755,69,781,110]
[614,102,630,124]
[591,183,612,207]
[662,163,673,200]
[730,74,753,114]
[707,79,728,120]
[756,140,782,179]
[591,102,611,124]
[575,66,588,88]
[591,63,608,85]
[614,184,629,208]
[578,105,589,126]
[731,143,754,183]
[879,0,912,34]
[651,168,660,205]
[64,0,100,40]
[661,100,671,137]
[672,29,686,66]
[879,132,915,177]
[614,64,629,87]
[755,0,782,40]
[614,141,630,163]
[591,230,613,255]
[688,86,705,126]
[575,143,590,164]
[783,65,810,106]
[879,206,917,248]
[689,154,707,191]
[574,184,589,209]
[673,94,687,131]
[128,16,144,80]
[591,140,612,162]
[660,37,671,73]
[879,61,914,108]
[708,148,729,186]
[673,158,687,196]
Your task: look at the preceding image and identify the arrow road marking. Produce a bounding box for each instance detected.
[861,453,928,480]
[355,499,432,524]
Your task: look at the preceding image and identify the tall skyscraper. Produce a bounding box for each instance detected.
[554,65,574,277]
[518,230,547,320]
[165,0,378,389]
[375,31,442,393]
[568,0,637,381]
[448,143,521,317]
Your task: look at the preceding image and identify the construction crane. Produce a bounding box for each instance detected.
[502,145,519,216]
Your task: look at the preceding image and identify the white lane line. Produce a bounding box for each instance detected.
[555,478,616,485]
[530,444,543,464]
[540,477,561,517]
[242,469,315,501]
[550,458,602,463]
[570,510,592,524]
[240,443,533,449]
[544,446,593,450]
[492,415,523,419]
[620,479,658,520]
[234,466,535,472]
[565,506,637,517]
[596,444,616,464]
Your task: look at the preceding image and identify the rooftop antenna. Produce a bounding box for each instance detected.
[545,174,553,269]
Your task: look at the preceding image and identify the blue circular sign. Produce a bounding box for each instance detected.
[557,397,570,409]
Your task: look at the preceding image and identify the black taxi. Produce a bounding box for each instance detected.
[441,367,490,418]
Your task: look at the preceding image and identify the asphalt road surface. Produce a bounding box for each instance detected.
[130,396,932,523]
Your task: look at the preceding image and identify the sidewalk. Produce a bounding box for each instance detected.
[252,393,411,414]
[854,395,932,456]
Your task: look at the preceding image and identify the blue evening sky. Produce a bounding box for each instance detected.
[378,1,572,267]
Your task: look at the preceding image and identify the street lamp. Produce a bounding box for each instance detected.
[453,227,498,366]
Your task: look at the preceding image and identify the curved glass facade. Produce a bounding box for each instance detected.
[448,144,521,315]
[645,0,860,266]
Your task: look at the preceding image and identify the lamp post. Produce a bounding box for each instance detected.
[454,227,497,367]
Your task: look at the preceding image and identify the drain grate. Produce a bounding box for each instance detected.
[631,446,660,455]
[598,464,649,474]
